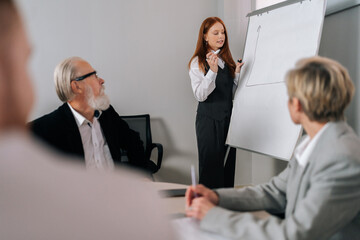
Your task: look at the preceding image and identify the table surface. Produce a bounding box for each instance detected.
[151,182,270,219]
[151,182,189,217]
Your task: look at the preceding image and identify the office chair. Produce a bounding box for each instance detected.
[120,114,163,174]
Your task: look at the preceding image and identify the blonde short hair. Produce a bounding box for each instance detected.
[54,56,82,102]
[286,56,354,122]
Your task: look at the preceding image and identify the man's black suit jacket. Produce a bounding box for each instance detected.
[29,103,146,169]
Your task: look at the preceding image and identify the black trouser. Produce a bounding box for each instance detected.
[196,114,236,189]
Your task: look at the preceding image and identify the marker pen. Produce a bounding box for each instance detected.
[191,165,198,198]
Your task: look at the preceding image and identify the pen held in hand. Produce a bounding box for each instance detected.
[191,165,198,198]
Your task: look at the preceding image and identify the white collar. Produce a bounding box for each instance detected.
[294,123,330,167]
[67,103,89,127]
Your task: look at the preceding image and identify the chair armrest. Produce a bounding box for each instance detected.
[149,143,163,170]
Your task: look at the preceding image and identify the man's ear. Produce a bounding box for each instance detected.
[70,81,82,94]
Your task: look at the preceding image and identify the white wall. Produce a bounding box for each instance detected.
[17,0,254,185]
[256,0,284,9]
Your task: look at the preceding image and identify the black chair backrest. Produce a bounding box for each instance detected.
[121,114,152,158]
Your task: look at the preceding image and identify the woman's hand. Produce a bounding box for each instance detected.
[186,197,215,220]
[185,184,219,207]
[206,52,218,73]
[235,58,244,73]
[185,184,219,220]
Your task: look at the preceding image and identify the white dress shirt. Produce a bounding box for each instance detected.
[68,103,114,170]
[294,123,330,167]
[189,56,240,102]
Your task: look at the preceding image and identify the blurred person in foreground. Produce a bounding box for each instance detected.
[0,0,172,239]
[186,56,360,240]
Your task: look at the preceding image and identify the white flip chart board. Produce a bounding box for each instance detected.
[227,0,327,160]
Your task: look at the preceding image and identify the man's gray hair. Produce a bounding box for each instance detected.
[54,56,82,102]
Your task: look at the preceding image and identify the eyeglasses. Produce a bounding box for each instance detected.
[73,71,97,81]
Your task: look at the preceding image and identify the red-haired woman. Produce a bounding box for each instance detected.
[189,17,243,189]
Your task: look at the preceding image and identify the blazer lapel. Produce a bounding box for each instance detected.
[60,103,85,158]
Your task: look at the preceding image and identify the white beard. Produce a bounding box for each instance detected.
[86,85,110,111]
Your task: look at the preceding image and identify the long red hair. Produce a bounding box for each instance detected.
[188,17,236,78]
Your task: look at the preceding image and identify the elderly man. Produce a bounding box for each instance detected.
[30,57,146,171]
[186,56,360,240]
[0,0,172,239]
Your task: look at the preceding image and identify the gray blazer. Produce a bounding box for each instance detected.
[201,121,360,240]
